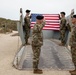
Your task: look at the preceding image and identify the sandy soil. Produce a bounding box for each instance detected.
[0,31,71,75]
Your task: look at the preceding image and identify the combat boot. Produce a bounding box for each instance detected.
[26,40,30,45]
[59,43,65,46]
[69,70,76,75]
[33,69,43,74]
[26,42,30,45]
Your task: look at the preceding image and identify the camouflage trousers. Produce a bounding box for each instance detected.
[60,30,66,45]
[25,29,30,44]
[71,46,76,68]
[32,45,41,69]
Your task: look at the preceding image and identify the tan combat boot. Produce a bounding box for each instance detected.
[33,69,43,74]
[59,43,65,46]
[69,70,76,75]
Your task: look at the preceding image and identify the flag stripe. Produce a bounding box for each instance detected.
[31,25,59,27]
[31,22,60,24]
[31,13,60,30]
[45,20,60,23]
[31,27,60,30]
[43,14,59,16]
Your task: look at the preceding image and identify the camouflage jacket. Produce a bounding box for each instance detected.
[24,16,31,29]
[70,25,76,47]
[32,21,46,46]
[60,18,66,30]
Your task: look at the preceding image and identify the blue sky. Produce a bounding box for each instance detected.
[0,0,76,20]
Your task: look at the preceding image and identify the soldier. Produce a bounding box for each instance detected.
[66,9,74,28]
[59,12,67,46]
[69,15,76,75]
[32,15,45,74]
[66,9,74,46]
[24,9,31,45]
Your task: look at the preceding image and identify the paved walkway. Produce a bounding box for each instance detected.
[0,33,73,75]
[14,39,74,71]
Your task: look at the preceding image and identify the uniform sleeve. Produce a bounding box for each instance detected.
[60,19,66,30]
[38,21,46,31]
[66,23,71,31]
[32,24,38,33]
[24,17,28,24]
[33,21,46,33]
[70,28,76,46]
[24,17,30,28]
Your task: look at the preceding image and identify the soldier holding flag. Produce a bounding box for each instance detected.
[24,9,31,45]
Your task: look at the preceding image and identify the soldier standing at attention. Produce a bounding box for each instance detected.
[69,15,76,75]
[66,9,74,46]
[32,15,45,74]
[24,9,31,45]
[59,12,67,46]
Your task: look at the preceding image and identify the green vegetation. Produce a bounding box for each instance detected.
[0,18,18,33]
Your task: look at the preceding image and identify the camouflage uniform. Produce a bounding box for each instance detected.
[66,15,73,46]
[70,24,76,68]
[60,18,66,45]
[24,16,31,44]
[32,21,45,69]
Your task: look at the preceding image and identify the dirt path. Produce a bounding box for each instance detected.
[0,32,71,75]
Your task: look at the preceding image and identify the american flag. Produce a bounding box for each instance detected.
[31,13,60,30]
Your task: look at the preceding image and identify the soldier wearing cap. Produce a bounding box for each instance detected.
[59,12,67,46]
[32,15,46,74]
[69,15,76,75]
[24,9,31,45]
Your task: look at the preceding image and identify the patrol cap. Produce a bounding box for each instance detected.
[60,12,66,15]
[26,9,31,13]
[36,15,44,20]
[72,15,76,18]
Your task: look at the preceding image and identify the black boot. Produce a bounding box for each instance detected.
[25,39,30,45]
[33,62,43,74]
[33,69,43,74]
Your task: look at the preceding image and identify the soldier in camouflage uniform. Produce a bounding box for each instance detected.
[66,9,74,46]
[59,12,67,46]
[69,15,76,75]
[24,10,31,45]
[32,15,45,74]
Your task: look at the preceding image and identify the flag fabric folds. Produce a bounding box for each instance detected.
[31,13,60,30]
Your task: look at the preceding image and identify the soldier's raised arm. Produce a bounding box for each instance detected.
[38,21,46,31]
[33,16,46,33]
